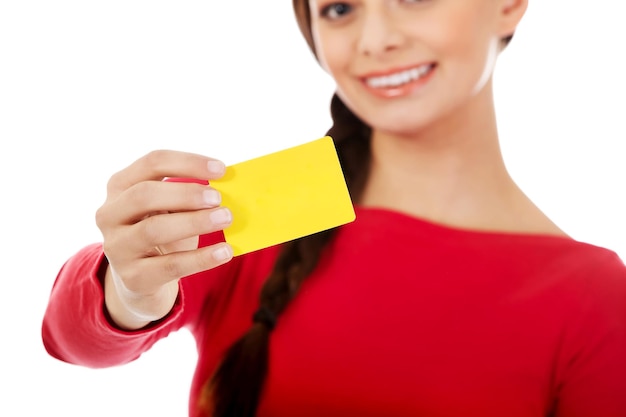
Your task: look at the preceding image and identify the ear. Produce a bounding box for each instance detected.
[498,0,528,39]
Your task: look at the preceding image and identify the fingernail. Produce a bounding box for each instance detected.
[209,207,232,225]
[212,244,233,262]
[207,160,225,176]
[203,189,221,206]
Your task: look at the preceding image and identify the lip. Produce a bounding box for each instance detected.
[358,62,435,79]
[358,62,437,99]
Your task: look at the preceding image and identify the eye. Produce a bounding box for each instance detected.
[320,3,353,20]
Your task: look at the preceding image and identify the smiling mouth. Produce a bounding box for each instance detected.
[364,63,436,89]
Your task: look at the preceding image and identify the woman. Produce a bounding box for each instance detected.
[42,1,626,416]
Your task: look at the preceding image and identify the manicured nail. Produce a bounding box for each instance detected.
[212,244,233,262]
[203,189,221,206]
[207,160,225,176]
[209,207,232,225]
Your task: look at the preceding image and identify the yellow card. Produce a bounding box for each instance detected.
[210,136,355,256]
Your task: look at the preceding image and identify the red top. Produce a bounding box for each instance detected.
[42,206,626,417]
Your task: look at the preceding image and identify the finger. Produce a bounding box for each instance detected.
[99,180,222,227]
[111,206,233,256]
[122,242,234,292]
[106,150,226,198]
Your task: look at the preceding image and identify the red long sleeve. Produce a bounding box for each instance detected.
[42,207,626,417]
[42,243,192,367]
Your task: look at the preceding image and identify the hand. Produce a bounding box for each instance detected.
[95,150,234,330]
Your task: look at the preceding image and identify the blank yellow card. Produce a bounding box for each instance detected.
[210,136,355,256]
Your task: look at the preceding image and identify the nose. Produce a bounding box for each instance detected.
[357,9,405,58]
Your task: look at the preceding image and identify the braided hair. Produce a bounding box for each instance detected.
[203,3,371,415]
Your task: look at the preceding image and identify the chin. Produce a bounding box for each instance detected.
[363,109,436,138]
[379,123,430,138]
[339,92,438,138]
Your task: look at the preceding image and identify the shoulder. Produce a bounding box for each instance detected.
[537,240,626,308]
[552,246,626,414]
[552,241,626,290]
[575,246,626,313]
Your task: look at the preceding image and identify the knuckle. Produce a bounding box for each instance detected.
[106,171,121,190]
[138,215,161,245]
[94,206,106,229]
[193,250,210,273]
[106,169,131,194]
[128,181,153,207]
[161,257,184,280]
[142,150,169,171]
[101,239,116,257]
[170,182,206,208]
[95,202,115,231]
[189,210,209,232]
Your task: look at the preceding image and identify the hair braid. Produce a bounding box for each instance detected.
[205,93,371,416]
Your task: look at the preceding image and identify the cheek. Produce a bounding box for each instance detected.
[431,14,496,87]
[312,23,356,78]
[424,6,489,56]
[317,37,352,77]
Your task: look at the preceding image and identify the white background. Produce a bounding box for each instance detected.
[1,1,624,416]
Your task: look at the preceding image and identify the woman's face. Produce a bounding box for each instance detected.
[308,0,524,136]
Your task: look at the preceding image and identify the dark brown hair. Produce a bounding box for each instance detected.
[204,3,371,415]
[204,1,511,415]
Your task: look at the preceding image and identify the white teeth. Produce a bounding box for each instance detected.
[366,64,432,88]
